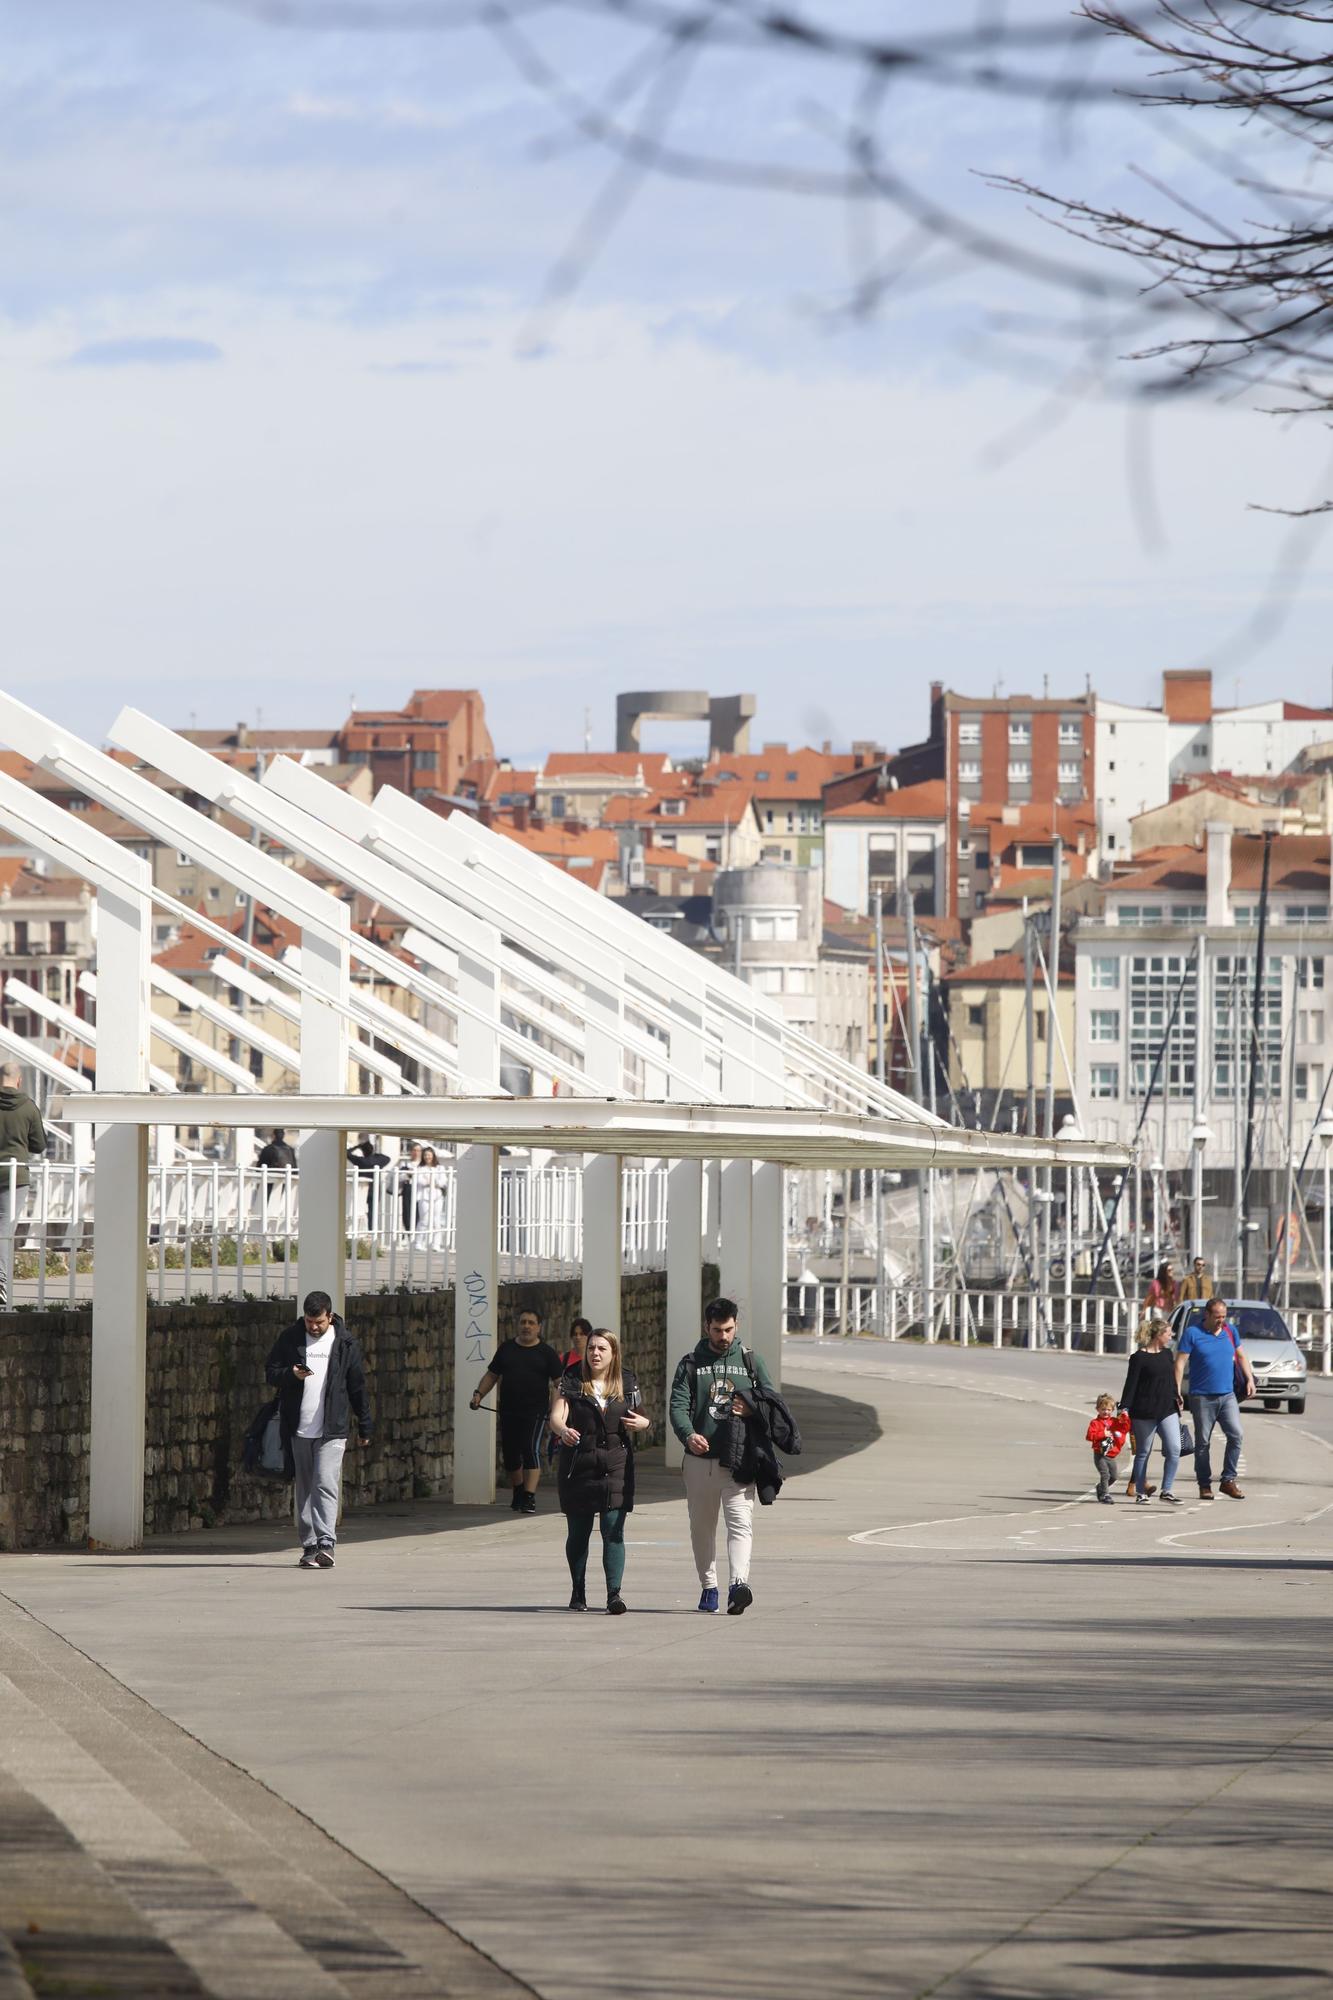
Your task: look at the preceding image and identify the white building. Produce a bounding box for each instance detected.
[1074,825,1332,1182]
[822,779,946,918]
[1095,670,1333,862]
[713,864,868,1064]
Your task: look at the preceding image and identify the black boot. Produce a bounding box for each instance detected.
[568,1581,587,1611]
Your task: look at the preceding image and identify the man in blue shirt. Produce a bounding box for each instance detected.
[1174,1295,1256,1500]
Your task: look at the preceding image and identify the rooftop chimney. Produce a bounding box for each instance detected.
[1205,820,1232,926]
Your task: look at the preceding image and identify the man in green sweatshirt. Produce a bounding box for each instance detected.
[0,1063,45,1309]
[669,1296,773,1616]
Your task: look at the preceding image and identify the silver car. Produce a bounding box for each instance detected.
[1169,1299,1308,1416]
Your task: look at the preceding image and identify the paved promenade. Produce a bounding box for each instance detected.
[1,1337,1331,1999]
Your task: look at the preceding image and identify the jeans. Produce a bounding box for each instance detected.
[292,1437,347,1550]
[565,1508,626,1597]
[1130,1412,1181,1496]
[1092,1451,1119,1498]
[1189,1392,1243,1489]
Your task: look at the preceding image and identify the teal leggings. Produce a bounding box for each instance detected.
[565,1509,626,1597]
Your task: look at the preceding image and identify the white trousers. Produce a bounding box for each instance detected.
[682,1454,754,1590]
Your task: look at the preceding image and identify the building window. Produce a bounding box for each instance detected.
[1090,1064,1119,1099]
[959,760,981,784]
[1297,1062,1324,1101]
[412,750,437,771]
[660,798,685,817]
[1288,903,1329,923]
[1007,760,1031,783]
[12,921,27,955]
[1035,1010,1047,1042]
[1175,904,1207,923]
[1130,954,1197,1098]
[1090,1008,1120,1043]
[1008,717,1031,745]
[1115,905,1164,926]
[1090,957,1119,990]
[50,920,67,955]
[957,719,981,747]
[705,839,721,863]
[1298,1009,1325,1046]
[1019,843,1054,868]
[1299,956,1325,989]
[1058,717,1081,745]
[1212,955,1281,1099]
[1192,743,1206,758]
[1057,761,1081,788]
[967,1004,985,1030]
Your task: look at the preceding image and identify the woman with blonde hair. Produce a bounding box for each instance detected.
[1120,1315,1183,1506]
[548,1328,650,1614]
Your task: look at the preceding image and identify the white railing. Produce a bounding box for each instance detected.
[0,1157,670,1306]
[786,1281,1333,1374]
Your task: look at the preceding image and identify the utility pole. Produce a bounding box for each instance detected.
[905,895,933,1339]
[873,888,886,1338]
[1241,825,1275,1291]
[1041,839,1062,1280]
[1024,917,1039,1313]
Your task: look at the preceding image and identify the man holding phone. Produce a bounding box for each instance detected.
[265,1290,373,1568]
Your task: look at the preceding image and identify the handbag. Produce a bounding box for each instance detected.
[1179,1418,1195,1456]
[242,1396,290,1482]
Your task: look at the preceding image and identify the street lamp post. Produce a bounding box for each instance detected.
[1058,1113,1083,1348]
[1189,1120,1214,1278]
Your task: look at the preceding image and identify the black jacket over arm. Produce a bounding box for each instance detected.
[264,1315,373,1444]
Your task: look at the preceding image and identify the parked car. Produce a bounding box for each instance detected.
[1168,1299,1308,1415]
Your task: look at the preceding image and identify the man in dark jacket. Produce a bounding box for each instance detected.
[265,1290,372,1569]
[668,1296,773,1617]
[0,1063,45,1308]
[346,1134,390,1231]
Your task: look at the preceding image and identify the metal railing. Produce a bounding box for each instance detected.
[0,1157,670,1306]
[785,1281,1333,1374]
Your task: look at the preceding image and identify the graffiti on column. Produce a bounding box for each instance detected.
[461,1267,490,1364]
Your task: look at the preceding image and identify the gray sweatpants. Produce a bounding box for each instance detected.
[292,1437,347,1551]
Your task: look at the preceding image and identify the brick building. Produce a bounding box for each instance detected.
[339,689,493,799]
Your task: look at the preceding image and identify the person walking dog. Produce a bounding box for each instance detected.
[669,1297,773,1615]
[549,1329,650,1614]
[470,1305,565,1513]
[265,1290,372,1568]
[1175,1294,1255,1500]
[1120,1318,1183,1506]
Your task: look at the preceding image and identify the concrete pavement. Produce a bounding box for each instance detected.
[1,1336,1331,1999]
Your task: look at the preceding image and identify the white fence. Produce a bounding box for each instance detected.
[786,1281,1333,1376]
[0,1158,669,1306]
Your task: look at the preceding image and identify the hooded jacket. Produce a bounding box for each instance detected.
[264,1314,373,1446]
[669,1337,773,1456]
[0,1087,45,1190]
[716,1382,802,1504]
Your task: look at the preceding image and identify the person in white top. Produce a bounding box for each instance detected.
[265,1290,372,1569]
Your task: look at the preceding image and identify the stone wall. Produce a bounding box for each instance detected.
[0,1264,713,1550]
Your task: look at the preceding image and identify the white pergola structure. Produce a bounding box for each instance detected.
[0,689,1130,1549]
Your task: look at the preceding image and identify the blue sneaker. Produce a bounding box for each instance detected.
[727,1581,753,1616]
[697,1587,719,1614]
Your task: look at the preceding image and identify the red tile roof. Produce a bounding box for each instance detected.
[944,952,1073,986]
[824,779,946,822]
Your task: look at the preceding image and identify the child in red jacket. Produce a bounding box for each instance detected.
[1086,1394,1131,1504]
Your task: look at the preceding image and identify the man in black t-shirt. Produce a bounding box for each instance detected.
[470,1307,565,1513]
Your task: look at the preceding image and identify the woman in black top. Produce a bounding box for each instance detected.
[1120,1318,1183,1505]
[549,1329,649,1613]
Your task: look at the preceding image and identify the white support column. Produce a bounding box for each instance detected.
[89,874,151,1551]
[664,1157,702,1468]
[719,1157,753,1324]
[581,1154,624,1331]
[704,1159,722,1263]
[297,925,350,1315]
[454,1143,499,1505]
[750,1161,784,1387]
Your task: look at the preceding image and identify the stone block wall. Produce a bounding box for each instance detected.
[0,1264,712,1550]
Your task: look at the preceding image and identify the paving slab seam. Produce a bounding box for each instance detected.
[0,1591,540,2000]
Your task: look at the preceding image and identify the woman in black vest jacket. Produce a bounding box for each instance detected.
[549,1329,649,1614]
[1120,1317,1183,1506]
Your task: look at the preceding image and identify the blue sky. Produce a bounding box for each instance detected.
[3,0,1331,764]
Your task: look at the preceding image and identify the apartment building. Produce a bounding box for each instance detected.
[943,691,1093,921]
[339,689,493,799]
[1073,826,1333,1195]
[943,951,1075,1113]
[601,784,763,869]
[703,746,859,868]
[1095,669,1333,859]
[711,864,869,1065]
[822,779,946,917]
[536,753,676,823]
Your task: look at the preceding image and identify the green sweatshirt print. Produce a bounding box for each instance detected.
[669,1336,773,1455]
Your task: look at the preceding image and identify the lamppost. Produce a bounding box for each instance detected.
[1189,1119,1214,1276]
[1316,1116,1333,1374]
[1058,1112,1083,1345]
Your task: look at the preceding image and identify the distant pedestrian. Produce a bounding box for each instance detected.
[257,1128,297,1173]
[0,1061,45,1309]
[413,1146,447,1250]
[397,1143,422,1236]
[562,1316,593,1373]
[470,1306,566,1513]
[265,1290,372,1569]
[1179,1257,1215,1303]
[346,1134,390,1231]
[1142,1261,1177,1319]
[1086,1393,1131,1504]
[1120,1319,1182,1506]
[549,1329,650,1613]
[669,1296,773,1615]
[1175,1294,1255,1500]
